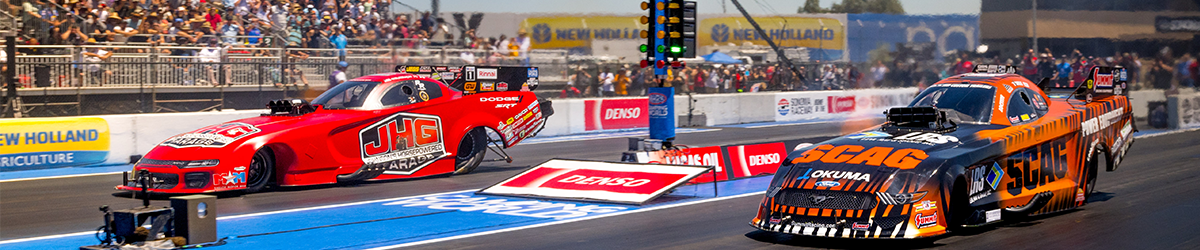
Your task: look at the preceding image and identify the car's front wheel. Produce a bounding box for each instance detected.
[454,127,487,174]
[245,148,274,193]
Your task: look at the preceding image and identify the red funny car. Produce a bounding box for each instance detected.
[117,65,551,193]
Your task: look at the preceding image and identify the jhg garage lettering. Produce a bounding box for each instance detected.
[359,113,448,174]
[162,122,261,148]
[791,144,928,169]
[1005,138,1069,196]
[382,194,628,220]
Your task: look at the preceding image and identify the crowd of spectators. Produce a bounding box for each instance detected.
[557,47,1199,98]
[11,0,530,56]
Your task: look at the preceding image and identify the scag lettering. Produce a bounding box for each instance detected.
[791,144,927,169]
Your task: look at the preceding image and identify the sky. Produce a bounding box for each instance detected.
[394,0,982,15]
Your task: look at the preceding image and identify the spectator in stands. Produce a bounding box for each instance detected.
[1149,59,1174,90]
[220,18,243,45]
[1021,49,1038,80]
[81,39,114,86]
[616,65,630,96]
[284,42,310,86]
[332,26,348,59]
[1037,52,1056,82]
[329,61,348,89]
[599,67,615,97]
[1056,56,1072,88]
[870,61,887,88]
[1178,54,1195,88]
[561,66,582,98]
[197,39,225,86]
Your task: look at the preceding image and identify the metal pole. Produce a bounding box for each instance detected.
[4,35,15,118]
[1032,0,1037,53]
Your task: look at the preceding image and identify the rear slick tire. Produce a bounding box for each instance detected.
[245,148,274,193]
[453,128,487,175]
[1083,151,1101,202]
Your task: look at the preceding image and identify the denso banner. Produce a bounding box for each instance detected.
[632,145,726,184]
[775,88,918,122]
[479,159,710,205]
[0,117,110,171]
[725,142,786,179]
[585,97,649,131]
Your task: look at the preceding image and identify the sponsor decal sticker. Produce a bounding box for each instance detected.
[213,171,246,190]
[769,217,781,225]
[162,122,261,148]
[478,68,499,80]
[1005,137,1069,196]
[795,169,870,182]
[527,68,539,78]
[497,82,509,91]
[985,209,1001,223]
[465,66,478,81]
[1075,188,1086,202]
[847,131,890,139]
[791,144,927,169]
[649,93,668,105]
[465,82,477,91]
[791,221,836,229]
[359,113,448,175]
[814,180,841,187]
[915,212,938,229]
[852,222,870,231]
[481,82,495,91]
[914,200,937,212]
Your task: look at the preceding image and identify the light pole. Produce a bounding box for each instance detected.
[1032,0,1037,53]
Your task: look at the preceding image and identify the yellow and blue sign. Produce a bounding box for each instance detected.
[0,117,110,171]
[524,16,646,50]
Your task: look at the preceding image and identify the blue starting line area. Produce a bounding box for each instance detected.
[1,176,771,249]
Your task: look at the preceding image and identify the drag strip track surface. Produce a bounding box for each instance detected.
[410,130,1200,250]
[0,120,861,241]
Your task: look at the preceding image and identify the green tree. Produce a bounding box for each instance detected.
[801,0,906,14]
[865,0,905,14]
[799,0,825,13]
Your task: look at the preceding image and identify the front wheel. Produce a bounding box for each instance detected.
[245,148,274,193]
[454,128,487,174]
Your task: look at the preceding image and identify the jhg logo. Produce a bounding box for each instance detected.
[604,108,641,120]
[711,24,730,43]
[359,113,447,174]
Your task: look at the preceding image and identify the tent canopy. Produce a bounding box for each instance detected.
[701,51,743,64]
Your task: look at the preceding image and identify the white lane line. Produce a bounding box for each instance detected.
[367,191,767,249]
[1134,127,1200,139]
[0,231,95,245]
[0,171,125,183]
[0,189,477,245]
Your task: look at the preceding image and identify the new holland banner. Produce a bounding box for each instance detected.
[0,117,110,171]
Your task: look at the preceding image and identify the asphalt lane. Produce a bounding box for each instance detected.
[0,119,866,241]
[413,130,1200,250]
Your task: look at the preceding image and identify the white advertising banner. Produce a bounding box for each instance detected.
[774,88,918,122]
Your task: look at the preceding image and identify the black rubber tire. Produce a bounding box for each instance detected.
[244,148,274,193]
[453,128,487,175]
[1083,151,1100,201]
[947,178,970,232]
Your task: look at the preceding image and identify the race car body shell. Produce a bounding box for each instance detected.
[117,68,549,193]
[752,66,1134,238]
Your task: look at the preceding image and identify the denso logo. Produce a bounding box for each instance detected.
[791,144,927,169]
[556,175,651,187]
[749,153,780,166]
[480,96,520,102]
[605,108,641,120]
[478,68,498,80]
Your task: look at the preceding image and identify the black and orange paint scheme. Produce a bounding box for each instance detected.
[751,65,1135,238]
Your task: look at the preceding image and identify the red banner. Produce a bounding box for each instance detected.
[725,142,786,178]
[585,98,649,131]
[828,96,856,113]
[634,146,726,184]
[479,159,710,204]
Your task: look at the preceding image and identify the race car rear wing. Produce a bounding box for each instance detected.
[396,65,540,95]
[972,64,1128,99]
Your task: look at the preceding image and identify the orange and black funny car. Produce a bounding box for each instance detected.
[751,65,1134,238]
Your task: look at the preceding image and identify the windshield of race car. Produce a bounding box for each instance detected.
[909,86,996,123]
[313,81,380,109]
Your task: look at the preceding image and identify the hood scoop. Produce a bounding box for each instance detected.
[882,106,957,134]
